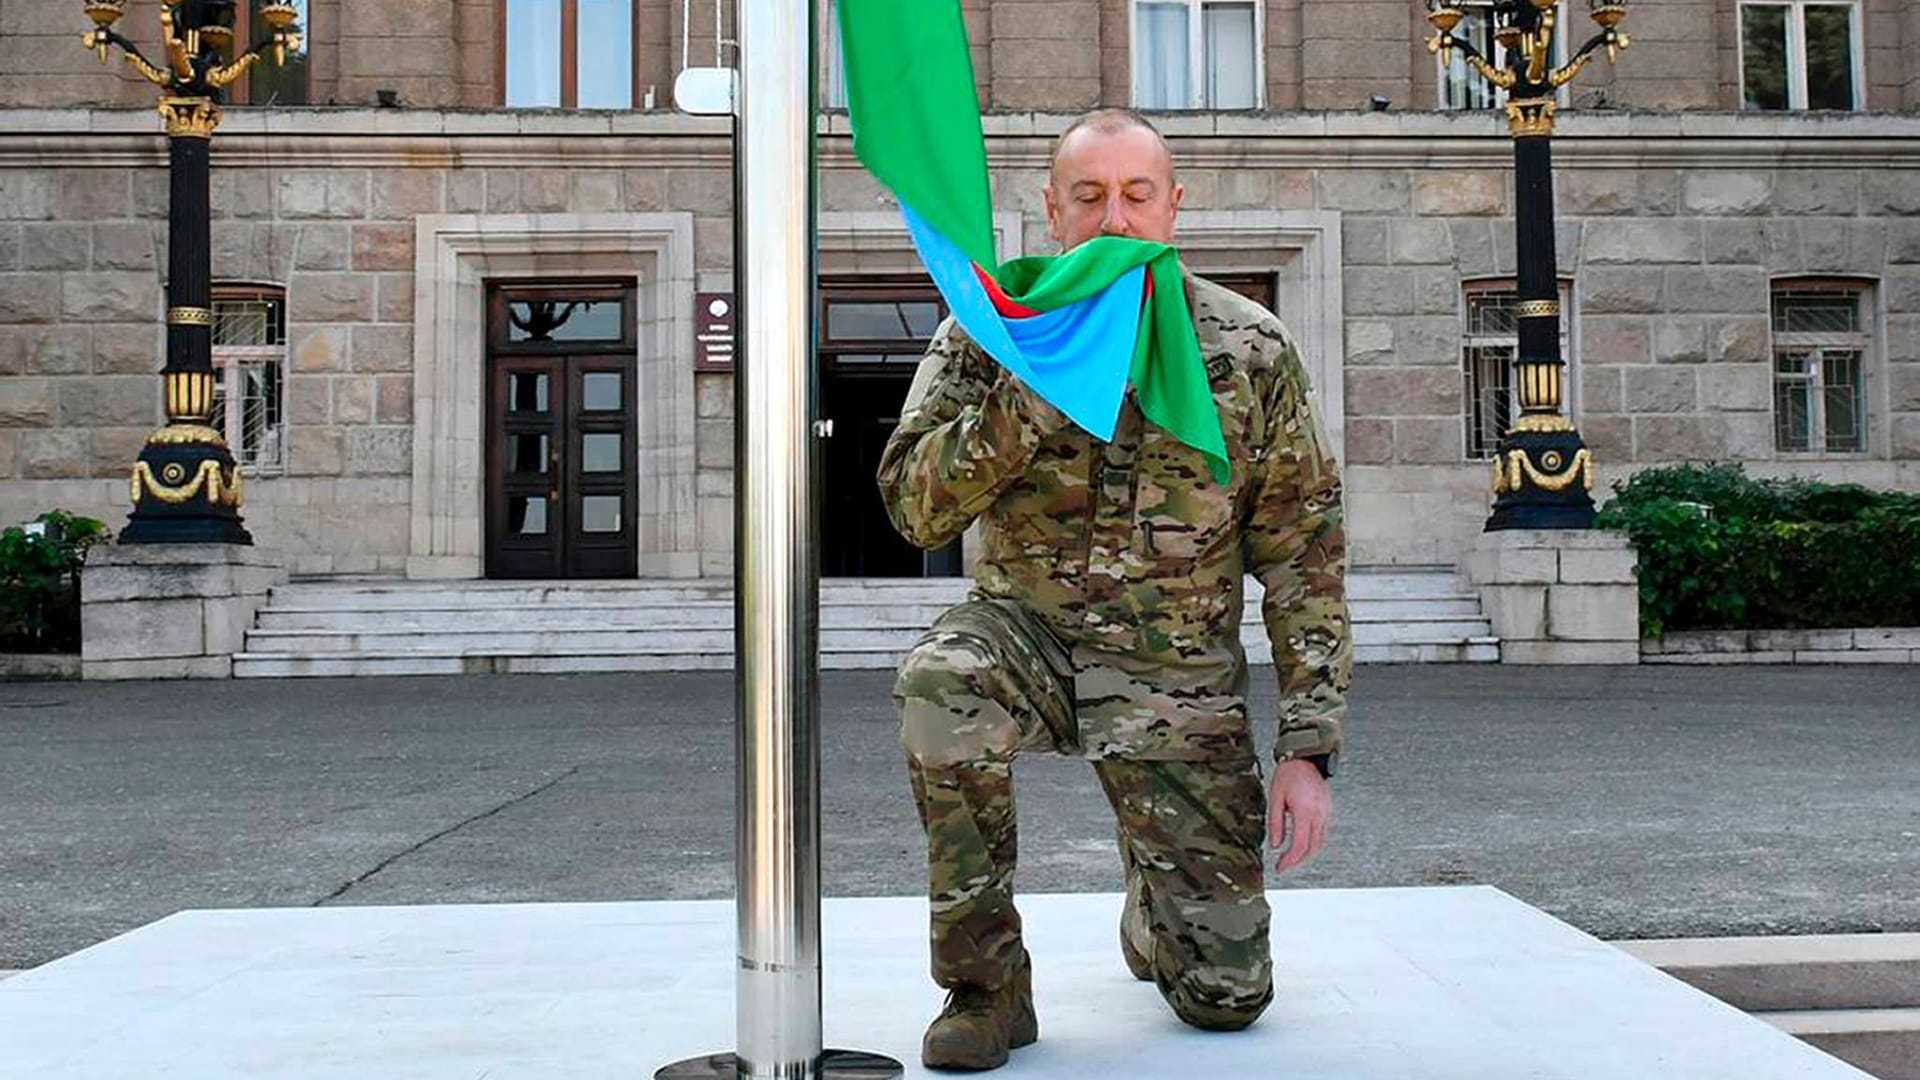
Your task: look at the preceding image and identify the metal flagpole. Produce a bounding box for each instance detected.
[656,0,900,1074]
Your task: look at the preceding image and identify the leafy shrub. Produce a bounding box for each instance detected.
[1596,464,1920,637]
[0,511,110,654]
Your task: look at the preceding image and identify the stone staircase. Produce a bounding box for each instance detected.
[1619,934,1920,1080]
[231,566,1497,677]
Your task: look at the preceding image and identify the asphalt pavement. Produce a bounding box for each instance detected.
[1,664,1916,970]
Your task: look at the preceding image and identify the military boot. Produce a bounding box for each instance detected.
[1119,868,1154,981]
[921,951,1038,1071]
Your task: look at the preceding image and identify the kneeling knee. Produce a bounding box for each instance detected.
[895,640,1015,768]
[1162,976,1272,1032]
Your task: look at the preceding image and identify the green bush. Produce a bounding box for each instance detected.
[1596,464,1920,638]
[0,510,111,654]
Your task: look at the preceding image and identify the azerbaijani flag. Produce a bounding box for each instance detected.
[836,0,1230,484]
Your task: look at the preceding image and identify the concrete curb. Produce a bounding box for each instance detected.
[1619,934,1920,1080]
[0,654,79,681]
[1617,933,1920,1011]
[1761,1009,1920,1080]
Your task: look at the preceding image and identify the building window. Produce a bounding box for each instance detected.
[1740,1,1859,111]
[1771,281,1870,454]
[503,0,637,109]
[1437,2,1565,110]
[223,0,309,105]
[1462,280,1573,460]
[1132,0,1261,110]
[822,0,847,109]
[211,286,289,475]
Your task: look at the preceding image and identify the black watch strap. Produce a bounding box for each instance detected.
[1303,752,1338,779]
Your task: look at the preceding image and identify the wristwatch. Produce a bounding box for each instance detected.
[1297,751,1339,780]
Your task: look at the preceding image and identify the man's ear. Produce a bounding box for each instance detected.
[1042,184,1064,246]
[1169,180,1186,217]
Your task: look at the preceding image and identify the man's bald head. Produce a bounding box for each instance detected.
[1044,109,1184,250]
[1049,109,1176,186]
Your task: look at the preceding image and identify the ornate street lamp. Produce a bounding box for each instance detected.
[79,1,302,544]
[1427,0,1631,530]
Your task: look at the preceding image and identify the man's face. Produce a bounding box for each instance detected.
[1043,124,1185,252]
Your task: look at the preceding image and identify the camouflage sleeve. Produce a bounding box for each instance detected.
[876,318,1072,550]
[1241,330,1351,762]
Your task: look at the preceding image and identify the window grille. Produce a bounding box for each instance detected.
[1771,284,1870,454]
[1462,281,1573,460]
[210,287,288,475]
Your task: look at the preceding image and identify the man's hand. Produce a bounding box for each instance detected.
[1268,758,1332,874]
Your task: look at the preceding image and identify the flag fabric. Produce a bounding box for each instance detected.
[836,0,1230,484]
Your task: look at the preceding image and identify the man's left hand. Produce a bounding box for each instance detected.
[1268,759,1332,874]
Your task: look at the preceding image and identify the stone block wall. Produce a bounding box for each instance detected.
[4,110,1920,579]
[80,542,285,679]
[1322,141,1920,564]
[995,0,1101,110]
[0,117,738,577]
[0,165,167,537]
[1466,529,1640,664]
[1301,0,1416,112]
[335,0,460,108]
[1909,0,1920,110]
[0,0,166,107]
[7,1,1920,114]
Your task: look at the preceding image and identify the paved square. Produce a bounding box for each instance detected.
[0,885,1872,1078]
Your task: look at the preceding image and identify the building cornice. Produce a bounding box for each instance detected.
[2,108,1917,170]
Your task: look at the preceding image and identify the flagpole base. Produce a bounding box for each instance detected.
[654,1049,903,1080]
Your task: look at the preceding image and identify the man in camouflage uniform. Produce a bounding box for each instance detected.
[877,109,1349,1071]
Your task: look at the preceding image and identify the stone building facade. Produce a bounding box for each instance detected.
[2,0,1918,581]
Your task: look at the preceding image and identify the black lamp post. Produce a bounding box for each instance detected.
[1426,0,1632,530]
[79,1,301,544]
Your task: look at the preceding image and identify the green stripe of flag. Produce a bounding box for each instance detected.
[836,0,996,269]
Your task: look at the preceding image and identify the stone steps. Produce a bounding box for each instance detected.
[1619,933,1920,1080]
[234,568,1498,677]
[1762,1009,1920,1080]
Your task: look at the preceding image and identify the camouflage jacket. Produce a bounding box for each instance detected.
[877,275,1349,763]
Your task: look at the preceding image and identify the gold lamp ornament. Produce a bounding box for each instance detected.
[73,0,302,543]
[82,0,126,59]
[1421,0,1635,530]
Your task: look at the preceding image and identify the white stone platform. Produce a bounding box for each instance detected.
[0,887,1869,1079]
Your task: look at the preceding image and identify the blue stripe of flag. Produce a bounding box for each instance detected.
[900,202,1142,442]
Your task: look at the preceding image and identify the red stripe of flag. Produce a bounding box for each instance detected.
[972,263,1040,318]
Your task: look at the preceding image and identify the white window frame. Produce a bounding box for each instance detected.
[1737,0,1864,112]
[1130,0,1266,111]
[822,0,847,110]
[1434,1,1569,111]
[210,284,289,477]
[1461,277,1575,460]
[1769,278,1874,457]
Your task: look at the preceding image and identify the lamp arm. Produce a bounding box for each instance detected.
[89,28,174,86]
[159,5,195,81]
[207,50,264,90]
[1427,31,1518,90]
[1553,28,1630,86]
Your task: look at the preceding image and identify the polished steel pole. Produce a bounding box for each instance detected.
[655,0,897,1075]
[733,0,822,1066]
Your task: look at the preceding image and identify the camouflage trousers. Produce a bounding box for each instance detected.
[895,598,1273,1032]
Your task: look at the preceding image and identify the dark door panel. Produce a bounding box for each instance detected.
[818,280,963,578]
[487,356,566,579]
[485,283,639,580]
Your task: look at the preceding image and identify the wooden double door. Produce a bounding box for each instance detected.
[485,283,639,579]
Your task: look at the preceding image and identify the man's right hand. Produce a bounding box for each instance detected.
[1268,757,1332,874]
